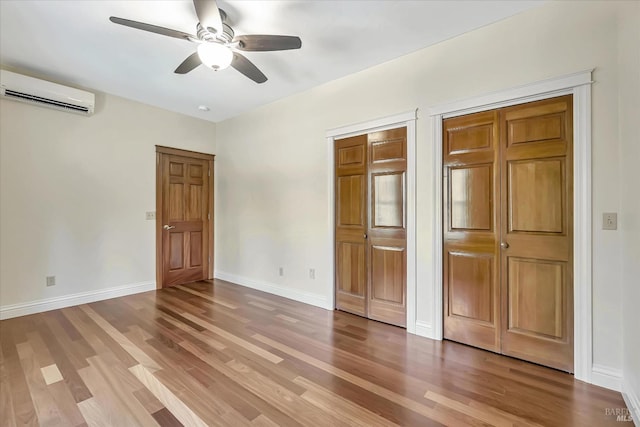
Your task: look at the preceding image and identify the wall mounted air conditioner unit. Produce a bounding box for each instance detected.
[0,70,95,116]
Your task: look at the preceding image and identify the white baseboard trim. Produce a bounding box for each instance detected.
[214,271,332,310]
[591,364,623,392]
[622,379,640,425]
[0,281,156,320]
[414,320,436,339]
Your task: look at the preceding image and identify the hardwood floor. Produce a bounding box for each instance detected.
[0,280,628,426]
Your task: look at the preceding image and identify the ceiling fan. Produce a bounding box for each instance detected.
[109,0,301,84]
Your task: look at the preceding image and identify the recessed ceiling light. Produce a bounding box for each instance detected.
[198,105,210,112]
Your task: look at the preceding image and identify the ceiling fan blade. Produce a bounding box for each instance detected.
[231,53,267,84]
[174,52,202,74]
[235,35,302,52]
[193,0,223,33]
[109,17,195,41]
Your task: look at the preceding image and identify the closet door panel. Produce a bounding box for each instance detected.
[335,135,368,317]
[443,111,501,352]
[367,128,407,327]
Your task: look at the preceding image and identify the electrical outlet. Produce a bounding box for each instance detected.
[46,276,56,287]
[309,268,315,280]
[603,212,617,230]
[146,211,156,220]
[279,267,284,276]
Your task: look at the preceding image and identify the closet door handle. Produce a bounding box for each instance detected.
[500,241,509,249]
[364,233,368,239]
[163,225,175,230]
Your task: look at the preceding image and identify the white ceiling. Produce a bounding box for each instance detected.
[0,1,543,122]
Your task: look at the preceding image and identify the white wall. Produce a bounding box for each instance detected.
[0,88,216,310]
[215,1,630,376]
[618,1,640,416]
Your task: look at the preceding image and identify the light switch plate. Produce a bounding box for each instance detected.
[146,211,156,220]
[603,212,617,230]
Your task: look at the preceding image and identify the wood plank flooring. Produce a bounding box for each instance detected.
[0,280,629,426]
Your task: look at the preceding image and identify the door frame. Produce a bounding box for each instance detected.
[326,111,418,333]
[155,145,215,289]
[429,70,593,382]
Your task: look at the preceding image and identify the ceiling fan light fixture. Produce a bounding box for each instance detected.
[197,42,233,70]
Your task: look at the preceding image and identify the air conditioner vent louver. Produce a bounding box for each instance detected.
[0,70,95,116]
[4,89,90,113]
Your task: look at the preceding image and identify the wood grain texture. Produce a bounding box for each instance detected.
[156,146,214,289]
[0,279,627,426]
[500,95,574,372]
[334,128,408,327]
[443,110,501,352]
[367,128,407,327]
[444,96,574,372]
[335,135,368,317]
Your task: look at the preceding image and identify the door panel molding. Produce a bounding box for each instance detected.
[430,70,593,383]
[156,146,215,289]
[327,110,417,333]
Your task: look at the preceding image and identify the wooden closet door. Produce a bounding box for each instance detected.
[442,95,574,372]
[500,96,573,372]
[443,111,501,352]
[367,128,407,327]
[335,135,368,317]
[334,128,408,327]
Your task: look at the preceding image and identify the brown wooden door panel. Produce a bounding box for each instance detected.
[168,232,184,270]
[444,249,499,352]
[367,128,407,327]
[507,158,567,234]
[500,96,573,372]
[368,244,406,327]
[163,154,208,286]
[335,135,367,316]
[337,175,365,227]
[449,164,493,231]
[371,172,405,229]
[335,241,366,316]
[507,257,567,339]
[157,147,214,288]
[443,110,500,351]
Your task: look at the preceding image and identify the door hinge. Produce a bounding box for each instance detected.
[207,213,210,220]
[208,169,210,177]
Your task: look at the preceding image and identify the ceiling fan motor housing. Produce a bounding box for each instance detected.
[196,22,234,44]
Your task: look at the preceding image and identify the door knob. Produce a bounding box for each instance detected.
[163,225,175,230]
[364,233,368,239]
[500,242,509,249]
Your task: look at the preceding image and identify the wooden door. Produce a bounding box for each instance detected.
[335,135,368,317]
[156,146,214,288]
[334,128,407,327]
[367,128,407,327]
[500,96,573,372]
[442,95,574,372]
[443,111,501,352]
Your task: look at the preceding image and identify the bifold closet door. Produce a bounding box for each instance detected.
[367,128,407,327]
[499,96,574,372]
[335,135,368,317]
[443,110,501,352]
[443,95,574,372]
[335,128,407,327]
